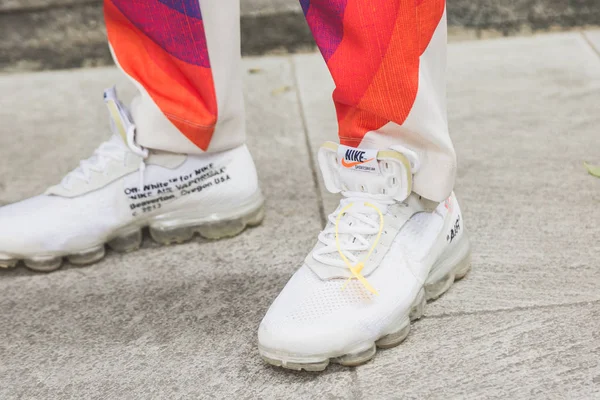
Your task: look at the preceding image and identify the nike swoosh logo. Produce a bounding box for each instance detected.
[341,158,375,168]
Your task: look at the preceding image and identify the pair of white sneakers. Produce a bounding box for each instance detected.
[0,89,471,371]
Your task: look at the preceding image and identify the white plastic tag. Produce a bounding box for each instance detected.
[337,145,381,174]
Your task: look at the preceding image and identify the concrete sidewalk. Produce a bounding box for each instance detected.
[1,31,600,399]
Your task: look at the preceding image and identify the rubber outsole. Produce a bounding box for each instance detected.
[260,239,472,372]
[0,202,265,273]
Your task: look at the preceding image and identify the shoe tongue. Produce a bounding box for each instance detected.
[103,86,135,147]
[317,142,413,201]
[103,87,148,158]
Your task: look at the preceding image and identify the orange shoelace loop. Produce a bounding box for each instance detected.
[334,202,384,296]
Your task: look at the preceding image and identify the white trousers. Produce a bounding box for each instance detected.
[105,0,455,201]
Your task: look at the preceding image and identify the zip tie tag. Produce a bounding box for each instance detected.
[334,202,384,296]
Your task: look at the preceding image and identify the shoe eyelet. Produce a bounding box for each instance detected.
[387,176,398,188]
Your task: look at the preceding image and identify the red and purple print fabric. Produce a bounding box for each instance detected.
[105,0,218,150]
[302,0,446,146]
[105,0,446,150]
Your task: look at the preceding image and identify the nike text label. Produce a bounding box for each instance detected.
[337,145,381,174]
[345,149,366,162]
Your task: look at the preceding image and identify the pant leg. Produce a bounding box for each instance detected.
[104,0,244,154]
[302,0,455,202]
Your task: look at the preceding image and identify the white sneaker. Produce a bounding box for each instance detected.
[258,142,470,371]
[0,88,264,272]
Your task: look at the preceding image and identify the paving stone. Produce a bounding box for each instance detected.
[355,303,600,399]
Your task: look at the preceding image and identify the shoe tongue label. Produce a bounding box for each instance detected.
[337,145,380,174]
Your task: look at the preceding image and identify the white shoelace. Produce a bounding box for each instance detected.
[60,126,148,191]
[313,192,395,269]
